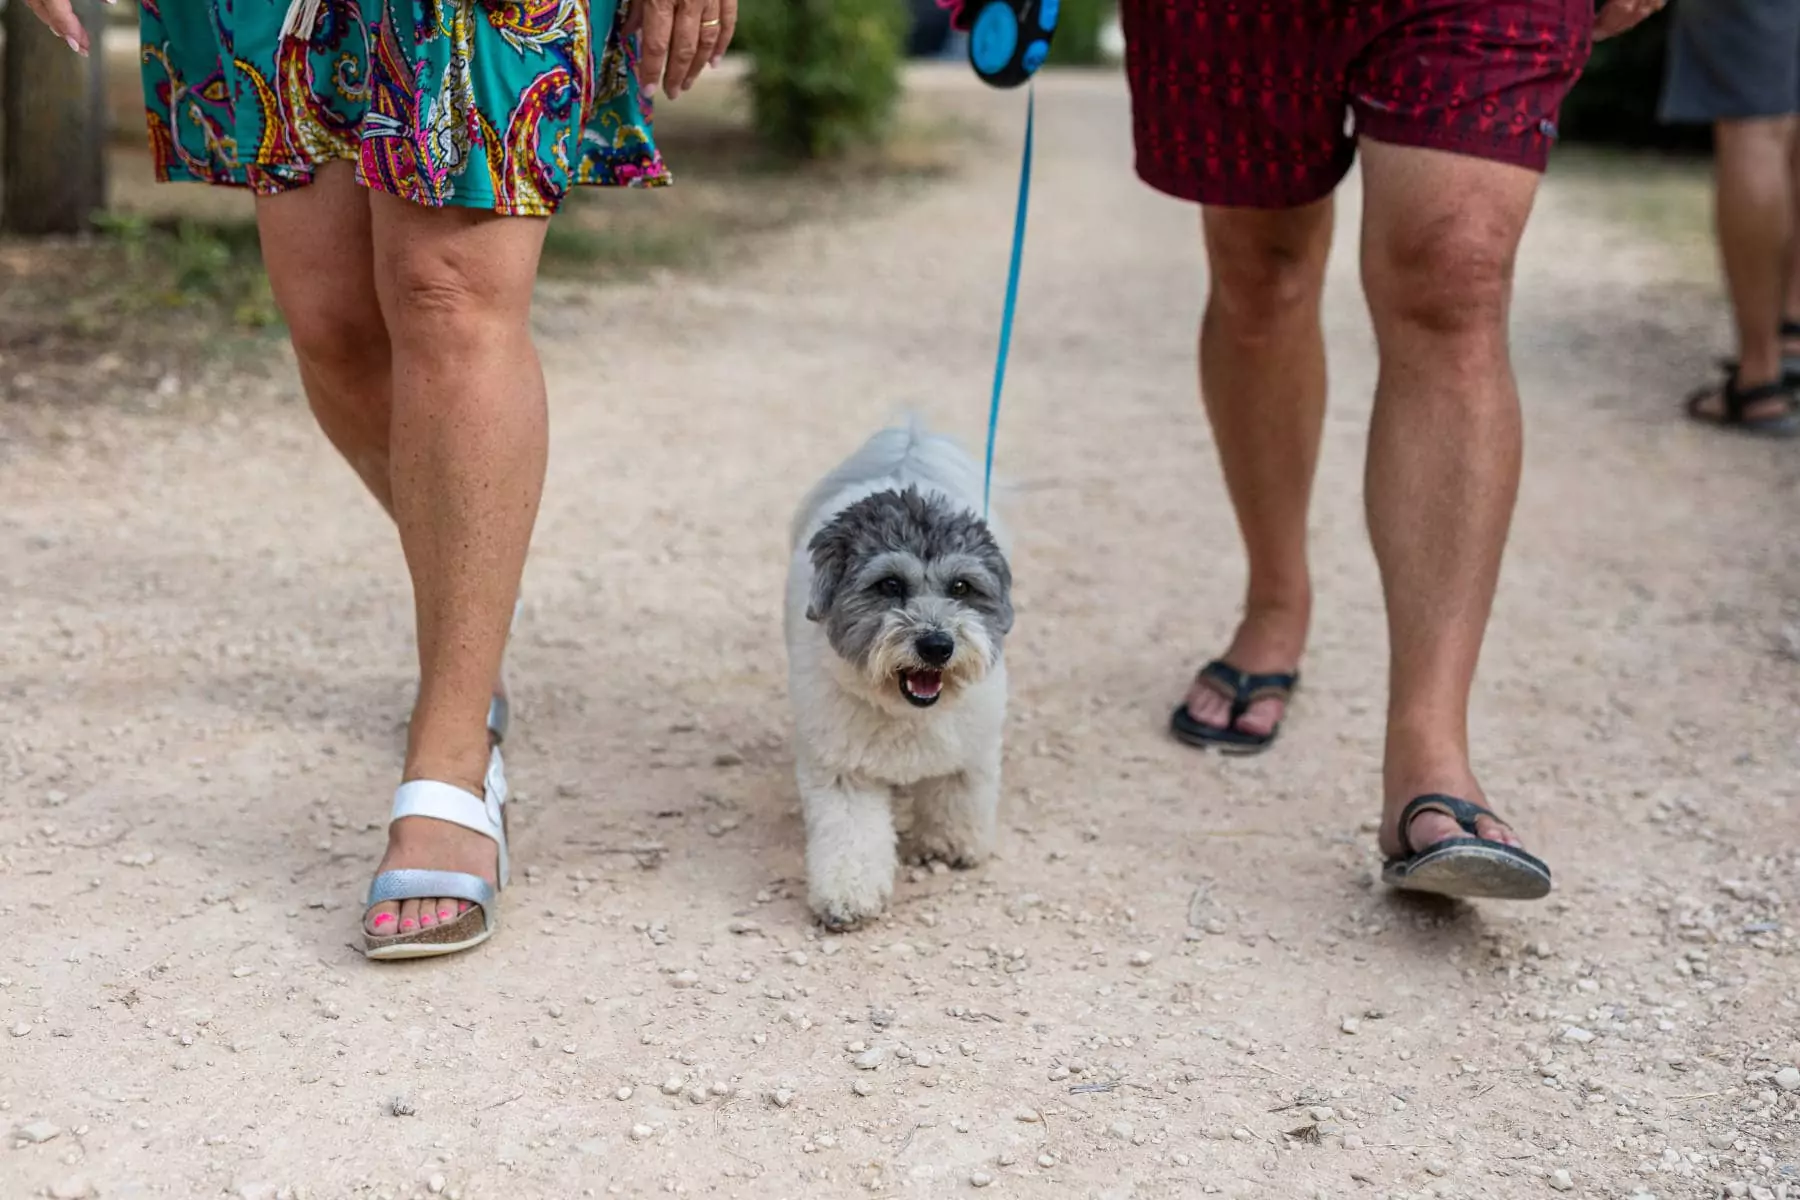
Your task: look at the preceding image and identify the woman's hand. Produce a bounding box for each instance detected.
[21,0,93,56]
[1594,0,1665,41]
[629,0,738,100]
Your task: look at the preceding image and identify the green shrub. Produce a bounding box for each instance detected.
[1045,0,1111,66]
[1559,11,1709,152]
[740,0,908,160]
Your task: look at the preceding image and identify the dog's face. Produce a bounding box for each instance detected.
[805,487,1012,709]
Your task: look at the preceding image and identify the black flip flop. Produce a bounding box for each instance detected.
[1684,375,1800,439]
[1381,794,1552,901]
[1168,659,1299,756]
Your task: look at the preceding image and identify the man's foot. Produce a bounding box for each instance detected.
[1176,607,1307,741]
[1375,764,1551,900]
[364,685,505,939]
[1685,371,1800,434]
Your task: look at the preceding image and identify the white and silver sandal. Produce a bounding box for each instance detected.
[362,746,510,960]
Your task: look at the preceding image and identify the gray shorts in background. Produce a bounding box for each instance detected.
[1660,0,1800,123]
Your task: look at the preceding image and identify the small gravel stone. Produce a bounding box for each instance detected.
[615,1086,633,1101]
[669,970,700,989]
[1562,1027,1595,1044]
[1047,1065,1070,1081]
[786,950,809,967]
[629,1123,655,1142]
[913,1051,936,1069]
[1708,1131,1739,1150]
[1773,1066,1800,1092]
[1340,1017,1360,1035]
[660,1075,684,1095]
[49,1179,94,1200]
[853,1080,873,1097]
[1548,1168,1574,1192]
[969,1171,993,1188]
[770,1088,795,1108]
[427,1174,447,1194]
[547,1003,564,1019]
[8,1022,30,1038]
[1425,1158,1448,1177]
[18,1120,62,1144]
[1037,1153,1056,1168]
[1343,1134,1364,1151]
[1109,1120,1136,1140]
[388,1095,416,1118]
[854,1047,887,1070]
[1129,951,1155,967]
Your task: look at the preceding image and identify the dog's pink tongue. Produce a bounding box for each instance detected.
[909,670,943,697]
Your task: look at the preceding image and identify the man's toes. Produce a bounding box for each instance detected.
[1403,811,1463,853]
[1235,697,1284,737]
[366,902,400,937]
[1475,815,1522,848]
[1185,689,1230,728]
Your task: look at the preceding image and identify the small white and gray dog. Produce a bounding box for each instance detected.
[784,419,1014,930]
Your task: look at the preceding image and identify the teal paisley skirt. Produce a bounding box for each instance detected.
[139,0,668,216]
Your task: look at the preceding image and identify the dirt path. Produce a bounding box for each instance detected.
[3,71,1797,1200]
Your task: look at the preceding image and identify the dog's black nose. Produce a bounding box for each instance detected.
[915,632,955,666]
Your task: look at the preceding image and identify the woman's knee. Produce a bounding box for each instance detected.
[373,205,544,354]
[1202,202,1334,333]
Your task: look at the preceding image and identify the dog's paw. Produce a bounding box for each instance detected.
[901,831,988,871]
[807,873,892,932]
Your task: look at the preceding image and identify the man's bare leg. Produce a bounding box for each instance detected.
[1356,140,1541,862]
[1176,200,1334,739]
[1691,116,1799,422]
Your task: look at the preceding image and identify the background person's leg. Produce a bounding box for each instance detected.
[1357,141,1542,861]
[362,195,551,937]
[1176,202,1334,739]
[1697,116,1799,420]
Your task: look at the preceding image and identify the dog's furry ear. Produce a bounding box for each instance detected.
[805,518,852,623]
[984,540,1016,636]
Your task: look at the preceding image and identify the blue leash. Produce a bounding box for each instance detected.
[982,81,1033,517]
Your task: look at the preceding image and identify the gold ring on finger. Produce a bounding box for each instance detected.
[701,17,721,26]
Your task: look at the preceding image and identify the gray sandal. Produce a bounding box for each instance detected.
[362,747,510,960]
[1381,794,1551,901]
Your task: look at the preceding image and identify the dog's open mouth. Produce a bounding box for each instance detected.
[898,669,944,708]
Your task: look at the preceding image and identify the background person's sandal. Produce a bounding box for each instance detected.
[1381,794,1551,901]
[362,747,511,960]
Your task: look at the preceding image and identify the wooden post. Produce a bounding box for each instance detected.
[3,0,109,236]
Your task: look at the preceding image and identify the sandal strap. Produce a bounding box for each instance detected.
[385,747,510,885]
[1723,378,1794,421]
[1195,659,1299,718]
[366,868,496,913]
[1395,793,1507,857]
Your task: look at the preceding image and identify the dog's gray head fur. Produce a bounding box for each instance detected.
[805,487,1012,707]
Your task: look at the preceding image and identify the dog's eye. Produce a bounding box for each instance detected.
[948,579,972,598]
[876,577,906,599]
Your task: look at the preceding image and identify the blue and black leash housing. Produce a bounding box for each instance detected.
[947,0,1060,90]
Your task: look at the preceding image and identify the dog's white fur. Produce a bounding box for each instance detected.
[784,420,1010,928]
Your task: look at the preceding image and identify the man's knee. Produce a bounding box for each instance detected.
[1366,210,1518,337]
[1203,207,1332,334]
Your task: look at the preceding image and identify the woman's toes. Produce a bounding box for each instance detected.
[417,902,438,929]
[397,898,423,933]
[367,903,400,937]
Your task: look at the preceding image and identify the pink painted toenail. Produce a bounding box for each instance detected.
[459,902,470,914]
[438,909,453,921]
[371,913,396,928]
[400,918,416,931]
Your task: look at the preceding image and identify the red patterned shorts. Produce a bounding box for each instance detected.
[1120,0,1594,208]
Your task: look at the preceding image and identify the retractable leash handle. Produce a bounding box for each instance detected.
[936,0,1056,513]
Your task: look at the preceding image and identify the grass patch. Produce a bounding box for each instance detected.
[1552,146,1716,277]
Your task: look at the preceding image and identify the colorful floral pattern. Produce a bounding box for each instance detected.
[139,0,668,216]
